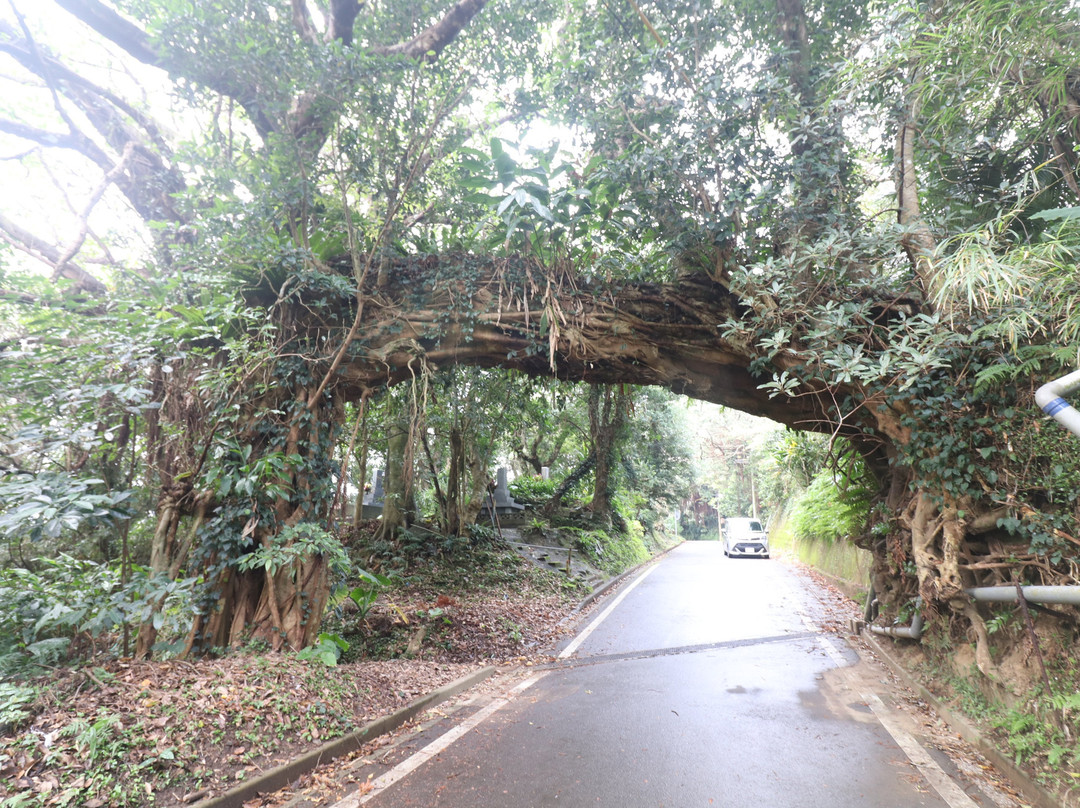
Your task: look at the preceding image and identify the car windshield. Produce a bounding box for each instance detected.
[727,519,764,535]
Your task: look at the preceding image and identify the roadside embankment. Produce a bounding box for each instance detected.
[769,515,871,602]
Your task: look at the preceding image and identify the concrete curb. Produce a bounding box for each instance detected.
[191,665,498,808]
[572,539,684,614]
[800,562,868,603]
[860,631,1071,808]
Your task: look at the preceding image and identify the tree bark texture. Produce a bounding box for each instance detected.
[587,384,629,522]
[322,255,844,438]
[378,417,416,543]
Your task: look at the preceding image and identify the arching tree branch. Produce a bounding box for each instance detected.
[372,0,489,62]
[0,211,107,294]
[52,0,162,66]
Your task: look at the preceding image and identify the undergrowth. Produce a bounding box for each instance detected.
[916,650,1080,795]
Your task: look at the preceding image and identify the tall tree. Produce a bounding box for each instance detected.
[0,0,540,654]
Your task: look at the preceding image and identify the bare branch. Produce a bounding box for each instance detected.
[0,145,36,161]
[5,2,85,140]
[0,211,107,294]
[0,116,112,166]
[0,28,188,224]
[52,141,135,283]
[0,36,174,158]
[49,0,276,138]
[372,0,488,62]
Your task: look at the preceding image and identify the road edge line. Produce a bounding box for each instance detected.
[861,631,1070,808]
[342,672,548,807]
[571,540,683,614]
[808,621,979,808]
[558,563,659,659]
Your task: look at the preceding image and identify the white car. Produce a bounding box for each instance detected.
[722,517,770,558]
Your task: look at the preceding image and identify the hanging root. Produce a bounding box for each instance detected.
[906,491,942,602]
[960,601,1000,683]
[901,491,968,605]
[939,506,966,598]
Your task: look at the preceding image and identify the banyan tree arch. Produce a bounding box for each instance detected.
[144,246,922,658]
[136,238,1063,675]
[3,0,1078,681]
[329,255,842,433]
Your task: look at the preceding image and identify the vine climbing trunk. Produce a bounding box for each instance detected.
[184,382,344,654]
[134,362,208,659]
[462,434,490,531]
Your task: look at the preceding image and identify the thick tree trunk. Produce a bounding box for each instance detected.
[442,426,462,534]
[378,418,415,542]
[180,384,344,654]
[247,554,330,651]
[134,361,210,658]
[134,499,178,657]
[462,434,490,531]
[587,384,629,522]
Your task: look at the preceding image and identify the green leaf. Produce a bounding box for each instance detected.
[1029,207,1080,221]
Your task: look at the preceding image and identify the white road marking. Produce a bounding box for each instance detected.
[862,689,980,808]
[332,673,548,807]
[799,609,979,808]
[329,566,658,806]
[557,564,658,659]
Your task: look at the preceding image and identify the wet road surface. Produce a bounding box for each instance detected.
[320,543,1018,808]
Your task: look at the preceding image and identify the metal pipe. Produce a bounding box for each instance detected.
[965,585,1080,605]
[868,610,924,640]
[866,587,1080,642]
[1035,368,1080,438]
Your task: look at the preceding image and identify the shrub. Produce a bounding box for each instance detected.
[786,470,868,546]
[787,471,869,543]
[0,555,194,672]
[569,526,649,575]
[508,475,557,505]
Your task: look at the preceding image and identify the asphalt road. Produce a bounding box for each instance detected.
[342,543,1007,808]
